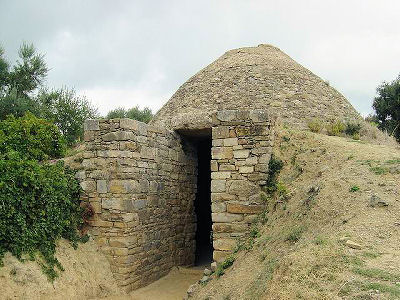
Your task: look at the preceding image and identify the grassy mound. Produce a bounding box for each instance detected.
[193,128,400,300]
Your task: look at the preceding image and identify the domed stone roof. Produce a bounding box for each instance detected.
[150,44,361,130]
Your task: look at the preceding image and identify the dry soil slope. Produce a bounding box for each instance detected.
[0,239,120,300]
[192,129,400,300]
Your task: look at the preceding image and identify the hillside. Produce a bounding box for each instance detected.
[191,128,400,300]
[0,239,120,300]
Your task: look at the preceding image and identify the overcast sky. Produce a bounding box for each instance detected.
[1,0,399,116]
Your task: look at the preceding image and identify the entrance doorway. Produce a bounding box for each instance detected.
[194,138,213,266]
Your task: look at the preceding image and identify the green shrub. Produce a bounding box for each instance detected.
[106,105,153,123]
[307,118,322,133]
[266,155,284,194]
[345,122,362,136]
[285,226,305,243]
[0,113,65,160]
[349,185,360,192]
[0,159,82,280]
[326,120,345,136]
[215,255,235,277]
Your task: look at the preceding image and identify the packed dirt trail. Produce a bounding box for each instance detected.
[101,267,203,300]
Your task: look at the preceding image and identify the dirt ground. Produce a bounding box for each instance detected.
[0,238,120,300]
[102,267,203,300]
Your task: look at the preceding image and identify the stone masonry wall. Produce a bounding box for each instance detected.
[210,110,275,262]
[80,118,197,291]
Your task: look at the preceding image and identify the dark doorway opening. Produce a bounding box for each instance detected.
[194,138,213,266]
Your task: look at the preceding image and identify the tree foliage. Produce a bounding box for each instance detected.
[106,105,153,123]
[0,113,66,161]
[0,43,98,145]
[372,74,400,141]
[36,88,98,145]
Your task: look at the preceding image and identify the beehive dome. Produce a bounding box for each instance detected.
[151,44,361,130]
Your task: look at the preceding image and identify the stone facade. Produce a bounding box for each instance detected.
[210,110,274,262]
[80,118,197,291]
[79,109,275,290]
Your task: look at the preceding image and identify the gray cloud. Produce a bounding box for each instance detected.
[1,0,399,116]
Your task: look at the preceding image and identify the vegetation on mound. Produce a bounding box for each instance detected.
[0,114,88,281]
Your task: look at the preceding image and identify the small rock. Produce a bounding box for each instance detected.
[200,276,209,283]
[204,268,212,276]
[369,194,389,207]
[210,261,217,272]
[187,283,197,296]
[345,240,362,250]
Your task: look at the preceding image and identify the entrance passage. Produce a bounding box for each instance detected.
[194,138,213,266]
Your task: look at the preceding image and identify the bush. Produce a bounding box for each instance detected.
[0,113,66,160]
[307,118,322,133]
[345,122,362,136]
[265,155,284,194]
[215,255,235,277]
[0,159,82,280]
[106,105,153,123]
[326,120,345,136]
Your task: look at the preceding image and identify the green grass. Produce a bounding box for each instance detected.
[361,282,400,298]
[215,255,235,277]
[370,166,389,175]
[349,185,360,192]
[362,251,380,259]
[353,267,400,282]
[285,226,306,243]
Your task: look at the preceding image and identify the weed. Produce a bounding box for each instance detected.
[277,182,289,200]
[304,185,320,207]
[250,226,261,239]
[347,154,355,160]
[345,122,362,136]
[349,185,360,192]
[265,155,284,194]
[361,282,400,298]
[362,251,380,259]
[326,120,345,136]
[370,166,388,175]
[313,236,327,246]
[307,119,323,133]
[285,226,305,243]
[215,255,235,277]
[353,267,400,282]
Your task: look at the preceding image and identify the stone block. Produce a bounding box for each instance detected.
[239,166,254,173]
[120,141,138,151]
[211,202,226,213]
[216,110,236,121]
[213,250,229,263]
[249,110,269,122]
[84,119,100,131]
[102,198,126,210]
[211,172,231,180]
[212,147,233,160]
[97,180,108,193]
[213,238,236,251]
[102,131,135,141]
[211,180,226,193]
[80,180,96,193]
[109,180,140,193]
[226,203,264,214]
[219,164,236,171]
[233,149,250,159]
[211,193,237,202]
[210,161,218,172]
[212,223,248,233]
[120,118,139,130]
[212,139,223,147]
[228,180,258,197]
[212,126,230,139]
[212,213,243,223]
[223,138,238,146]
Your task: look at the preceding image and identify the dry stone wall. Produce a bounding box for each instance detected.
[80,118,197,291]
[211,110,275,262]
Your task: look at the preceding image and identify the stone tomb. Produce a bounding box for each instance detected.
[80,109,274,291]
